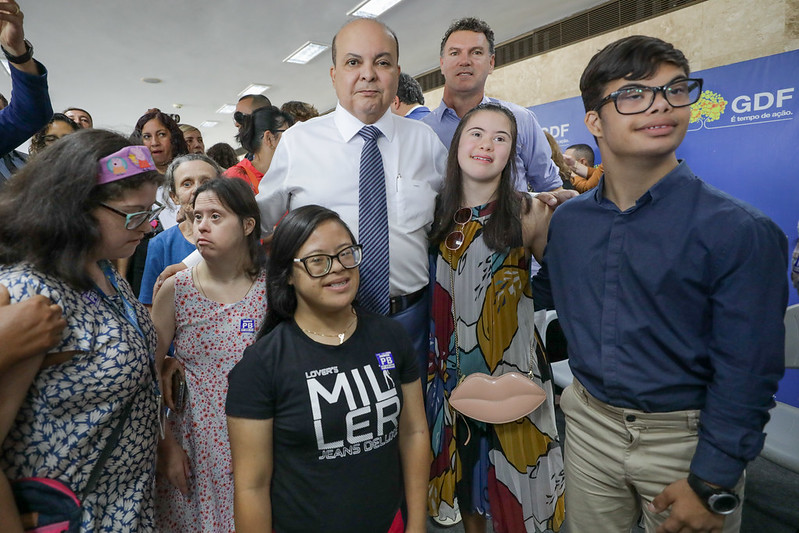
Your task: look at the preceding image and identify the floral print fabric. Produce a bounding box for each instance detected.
[0,262,159,532]
[155,268,267,532]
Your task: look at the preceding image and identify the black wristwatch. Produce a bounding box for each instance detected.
[687,473,740,515]
[2,39,33,64]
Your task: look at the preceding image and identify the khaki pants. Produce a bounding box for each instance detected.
[560,379,743,532]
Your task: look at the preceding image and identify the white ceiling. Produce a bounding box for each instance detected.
[6,0,605,149]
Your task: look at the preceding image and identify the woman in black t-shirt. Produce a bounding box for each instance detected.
[226,205,430,533]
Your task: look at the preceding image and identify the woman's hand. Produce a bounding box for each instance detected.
[160,357,184,411]
[153,262,187,300]
[157,436,192,495]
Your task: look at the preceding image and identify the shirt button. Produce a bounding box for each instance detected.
[625,414,636,422]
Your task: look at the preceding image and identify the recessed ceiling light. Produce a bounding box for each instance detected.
[216,104,237,114]
[284,42,329,65]
[348,0,402,17]
[141,77,162,84]
[200,121,219,128]
[238,84,271,97]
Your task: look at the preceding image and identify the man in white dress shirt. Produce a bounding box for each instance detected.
[256,17,447,364]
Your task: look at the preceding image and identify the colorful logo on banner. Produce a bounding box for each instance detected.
[688,87,794,131]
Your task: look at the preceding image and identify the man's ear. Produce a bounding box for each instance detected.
[585,111,603,139]
[330,65,336,87]
[488,54,495,75]
[392,96,401,111]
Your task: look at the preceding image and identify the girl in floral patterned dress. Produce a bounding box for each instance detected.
[426,103,567,533]
[0,130,164,532]
[152,177,266,532]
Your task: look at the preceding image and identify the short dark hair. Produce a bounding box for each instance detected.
[163,153,223,206]
[258,205,357,338]
[565,143,595,167]
[396,72,424,106]
[580,35,690,113]
[29,113,80,155]
[130,108,189,162]
[281,101,319,122]
[237,94,272,107]
[332,18,399,65]
[234,106,295,154]
[440,17,495,56]
[0,129,163,290]
[205,142,239,169]
[192,177,265,279]
[0,93,8,109]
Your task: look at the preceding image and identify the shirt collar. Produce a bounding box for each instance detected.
[334,103,396,143]
[592,160,694,209]
[434,94,491,122]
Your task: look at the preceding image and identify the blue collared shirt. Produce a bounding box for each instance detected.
[534,161,788,487]
[422,96,562,192]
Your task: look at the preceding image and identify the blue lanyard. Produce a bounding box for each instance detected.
[95,261,160,396]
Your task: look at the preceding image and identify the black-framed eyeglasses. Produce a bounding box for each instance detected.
[294,245,363,278]
[594,78,703,115]
[445,207,472,251]
[100,201,165,230]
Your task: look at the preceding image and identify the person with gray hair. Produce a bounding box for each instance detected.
[139,153,222,306]
[390,72,430,120]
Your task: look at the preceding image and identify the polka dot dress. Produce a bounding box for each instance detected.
[155,268,267,532]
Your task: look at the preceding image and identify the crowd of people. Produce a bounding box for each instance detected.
[0,2,791,533]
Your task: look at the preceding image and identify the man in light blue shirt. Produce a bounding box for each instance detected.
[422,17,561,193]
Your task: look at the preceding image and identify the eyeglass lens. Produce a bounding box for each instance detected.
[615,79,702,114]
[445,207,472,251]
[303,246,362,277]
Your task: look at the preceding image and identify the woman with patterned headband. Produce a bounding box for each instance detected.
[0,129,164,531]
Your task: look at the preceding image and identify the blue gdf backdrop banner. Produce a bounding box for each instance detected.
[531,49,799,406]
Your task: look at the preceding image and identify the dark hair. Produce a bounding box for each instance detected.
[0,92,7,109]
[258,205,357,338]
[580,35,690,113]
[63,107,93,124]
[565,143,595,167]
[440,17,495,56]
[163,153,223,207]
[396,72,424,106]
[237,94,272,107]
[332,17,399,65]
[130,108,189,162]
[0,129,163,290]
[281,101,319,122]
[29,113,80,155]
[206,142,240,169]
[192,178,265,278]
[234,106,295,154]
[429,103,529,252]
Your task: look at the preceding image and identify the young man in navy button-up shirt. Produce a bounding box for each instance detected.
[534,36,788,533]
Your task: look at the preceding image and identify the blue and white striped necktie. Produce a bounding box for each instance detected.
[357,125,390,315]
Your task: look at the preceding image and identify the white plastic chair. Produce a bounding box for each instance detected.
[535,309,574,389]
[760,304,799,472]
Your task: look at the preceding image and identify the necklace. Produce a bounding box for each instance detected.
[300,311,358,345]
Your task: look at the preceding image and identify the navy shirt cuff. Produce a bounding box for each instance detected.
[690,438,747,488]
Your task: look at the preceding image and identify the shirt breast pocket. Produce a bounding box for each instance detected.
[395,177,436,233]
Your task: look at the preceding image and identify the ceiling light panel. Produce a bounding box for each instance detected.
[348,0,402,17]
[284,42,329,65]
[200,121,219,128]
[238,84,271,97]
[216,104,237,114]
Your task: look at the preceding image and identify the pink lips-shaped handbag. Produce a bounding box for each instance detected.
[445,245,547,424]
[449,372,547,424]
